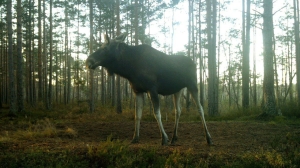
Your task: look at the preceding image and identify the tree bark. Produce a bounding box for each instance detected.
[17,0,24,112]
[206,0,218,116]
[43,0,48,109]
[89,0,95,113]
[198,0,204,107]
[38,0,43,101]
[242,0,250,108]
[7,0,16,115]
[262,0,276,115]
[294,0,300,106]
[47,0,53,110]
[116,0,122,113]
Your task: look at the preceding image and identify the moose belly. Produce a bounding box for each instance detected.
[156,78,186,95]
[128,78,185,95]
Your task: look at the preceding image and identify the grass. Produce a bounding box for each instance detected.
[1,135,299,167]
[0,102,300,167]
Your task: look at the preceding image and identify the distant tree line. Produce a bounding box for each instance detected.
[0,0,299,117]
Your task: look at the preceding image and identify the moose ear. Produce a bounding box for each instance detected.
[115,32,128,42]
[104,34,110,44]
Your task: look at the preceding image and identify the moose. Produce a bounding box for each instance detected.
[86,33,213,145]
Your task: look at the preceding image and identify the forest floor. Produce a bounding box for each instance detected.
[0,108,300,167]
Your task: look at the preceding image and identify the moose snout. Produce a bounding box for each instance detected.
[86,58,94,69]
[86,57,100,70]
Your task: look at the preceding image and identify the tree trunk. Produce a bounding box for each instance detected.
[198,0,204,107]
[186,0,193,111]
[101,68,105,105]
[76,1,80,104]
[242,0,250,108]
[228,44,231,107]
[7,0,16,115]
[206,0,218,116]
[43,0,48,109]
[294,0,300,106]
[38,0,43,101]
[27,0,34,106]
[116,0,122,113]
[262,0,277,115]
[55,49,59,104]
[64,1,70,105]
[17,0,24,112]
[89,0,95,113]
[47,0,53,110]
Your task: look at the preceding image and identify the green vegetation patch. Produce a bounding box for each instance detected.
[1,133,299,168]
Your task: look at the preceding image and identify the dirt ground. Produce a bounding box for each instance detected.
[78,121,299,153]
[4,119,297,156]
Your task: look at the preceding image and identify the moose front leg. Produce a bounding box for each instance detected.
[132,93,143,143]
[190,90,213,145]
[171,90,183,144]
[148,90,169,145]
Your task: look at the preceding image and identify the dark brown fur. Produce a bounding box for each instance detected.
[87,42,199,96]
[86,34,212,145]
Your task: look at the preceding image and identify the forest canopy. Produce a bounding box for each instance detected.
[0,0,299,117]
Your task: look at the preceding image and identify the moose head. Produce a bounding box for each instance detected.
[86,33,128,70]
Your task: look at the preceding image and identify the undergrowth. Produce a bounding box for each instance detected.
[0,102,300,167]
[1,133,299,167]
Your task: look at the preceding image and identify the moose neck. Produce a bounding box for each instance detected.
[103,45,137,80]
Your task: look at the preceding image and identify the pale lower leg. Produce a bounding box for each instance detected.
[190,91,213,145]
[154,108,168,145]
[148,91,168,145]
[132,93,143,143]
[171,90,182,144]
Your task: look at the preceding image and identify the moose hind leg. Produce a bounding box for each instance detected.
[189,89,213,145]
[148,90,169,145]
[132,93,143,143]
[171,89,183,144]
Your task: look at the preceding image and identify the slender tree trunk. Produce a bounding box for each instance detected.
[0,10,2,108]
[55,49,59,104]
[38,0,43,101]
[17,0,24,112]
[134,0,139,45]
[198,0,204,107]
[186,0,193,111]
[47,0,53,110]
[294,0,300,106]
[116,0,122,113]
[43,0,48,109]
[7,0,16,115]
[273,34,280,106]
[76,0,80,104]
[242,0,250,108]
[289,43,294,101]
[206,0,218,116]
[67,40,72,103]
[27,0,34,106]
[228,44,231,107]
[253,17,257,106]
[64,1,69,105]
[101,68,105,105]
[0,23,3,108]
[89,0,95,113]
[262,0,276,115]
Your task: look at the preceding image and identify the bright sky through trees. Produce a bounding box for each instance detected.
[71,0,293,85]
[148,0,294,85]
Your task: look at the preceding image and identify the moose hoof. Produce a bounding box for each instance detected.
[171,136,178,145]
[161,137,169,146]
[131,137,139,144]
[207,138,214,146]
